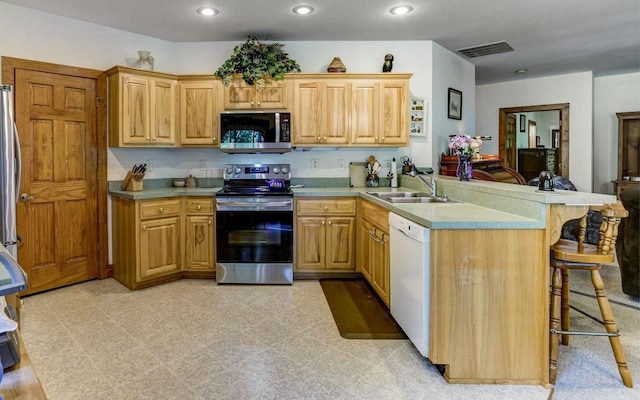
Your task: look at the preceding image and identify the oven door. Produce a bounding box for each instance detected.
[216,200,293,284]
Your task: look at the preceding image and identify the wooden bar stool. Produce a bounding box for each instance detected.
[549,204,633,387]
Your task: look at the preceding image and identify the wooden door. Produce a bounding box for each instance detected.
[326,217,355,270]
[370,229,390,306]
[324,82,350,144]
[293,81,323,144]
[505,114,517,169]
[15,69,99,294]
[151,78,176,145]
[295,217,325,270]
[138,217,180,280]
[121,74,150,144]
[184,215,214,271]
[359,219,373,281]
[379,80,408,145]
[179,81,218,145]
[351,81,380,144]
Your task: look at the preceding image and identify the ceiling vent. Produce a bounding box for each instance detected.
[456,41,514,58]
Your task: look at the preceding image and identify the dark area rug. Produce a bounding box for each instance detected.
[319,278,406,339]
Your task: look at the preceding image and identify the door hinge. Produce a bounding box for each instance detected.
[96,96,103,108]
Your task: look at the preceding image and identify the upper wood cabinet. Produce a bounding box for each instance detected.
[223,75,289,110]
[178,79,222,146]
[293,80,350,145]
[290,74,411,147]
[107,67,177,147]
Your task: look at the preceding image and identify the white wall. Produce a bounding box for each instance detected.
[1,2,478,181]
[476,72,594,191]
[593,72,640,194]
[431,42,476,165]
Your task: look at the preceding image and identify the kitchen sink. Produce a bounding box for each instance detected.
[366,192,458,204]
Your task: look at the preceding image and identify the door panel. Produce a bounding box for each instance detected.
[16,69,98,294]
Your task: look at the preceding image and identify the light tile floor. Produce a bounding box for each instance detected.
[17,275,637,400]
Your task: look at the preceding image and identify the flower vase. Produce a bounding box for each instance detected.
[456,155,472,181]
[366,174,379,187]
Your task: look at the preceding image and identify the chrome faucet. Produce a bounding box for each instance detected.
[410,170,437,197]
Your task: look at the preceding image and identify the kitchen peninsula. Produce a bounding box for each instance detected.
[109,175,615,385]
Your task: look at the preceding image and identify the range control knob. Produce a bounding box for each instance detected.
[234,167,242,174]
[281,167,289,174]
[273,167,280,174]
[226,167,234,174]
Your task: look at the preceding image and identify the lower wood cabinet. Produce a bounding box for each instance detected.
[183,198,215,273]
[295,198,356,272]
[359,200,390,306]
[112,196,215,289]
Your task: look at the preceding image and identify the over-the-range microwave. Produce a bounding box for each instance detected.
[220,111,291,154]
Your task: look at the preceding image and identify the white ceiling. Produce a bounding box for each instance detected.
[4,0,639,84]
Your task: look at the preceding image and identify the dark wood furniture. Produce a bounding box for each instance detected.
[614,111,640,199]
[517,148,558,182]
[440,153,526,184]
[549,204,633,388]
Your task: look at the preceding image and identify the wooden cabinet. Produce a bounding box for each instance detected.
[615,112,640,198]
[517,148,558,182]
[224,75,289,110]
[359,200,390,305]
[290,74,411,147]
[293,80,350,145]
[183,198,215,272]
[295,198,356,272]
[112,197,182,289]
[178,79,222,146]
[107,68,177,147]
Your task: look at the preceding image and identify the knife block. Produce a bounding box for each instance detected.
[121,171,144,191]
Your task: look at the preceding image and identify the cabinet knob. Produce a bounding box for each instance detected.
[250,101,254,106]
[321,220,325,225]
[257,102,261,106]
[328,221,332,225]
[197,205,201,210]
[143,226,148,230]
[323,137,327,141]
[381,136,385,140]
[209,219,212,225]
[324,206,328,211]
[317,136,321,140]
[159,207,164,213]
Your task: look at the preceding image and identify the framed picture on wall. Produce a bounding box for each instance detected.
[447,88,462,120]
[410,97,426,136]
[520,115,526,132]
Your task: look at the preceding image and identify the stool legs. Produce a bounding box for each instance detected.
[549,266,562,384]
[591,269,633,388]
[561,269,571,346]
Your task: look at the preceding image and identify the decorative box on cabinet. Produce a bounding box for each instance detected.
[517,148,558,182]
[295,198,356,272]
[107,67,177,147]
[359,200,390,306]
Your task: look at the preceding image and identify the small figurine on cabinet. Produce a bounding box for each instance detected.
[382,54,394,72]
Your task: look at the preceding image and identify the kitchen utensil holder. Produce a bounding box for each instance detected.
[121,170,144,191]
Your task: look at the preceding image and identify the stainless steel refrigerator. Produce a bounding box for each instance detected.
[0,85,22,260]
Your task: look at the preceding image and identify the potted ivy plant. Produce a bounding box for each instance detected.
[214,35,301,89]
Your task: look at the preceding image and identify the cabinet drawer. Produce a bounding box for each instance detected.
[297,199,356,216]
[139,199,181,219]
[361,200,389,231]
[185,198,214,215]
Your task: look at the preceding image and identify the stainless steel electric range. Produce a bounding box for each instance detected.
[215,164,293,284]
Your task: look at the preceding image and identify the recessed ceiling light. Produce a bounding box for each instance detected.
[293,5,315,15]
[515,68,528,75]
[197,7,218,17]
[389,5,413,15]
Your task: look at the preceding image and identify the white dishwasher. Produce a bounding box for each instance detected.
[389,212,430,357]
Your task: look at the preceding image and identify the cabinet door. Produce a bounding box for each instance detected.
[150,78,177,145]
[370,228,390,306]
[359,219,373,281]
[350,81,380,144]
[295,217,325,270]
[257,80,287,109]
[184,215,215,271]
[224,78,255,109]
[326,217,355,270]
[121,74,151,144]
[293,81,323,144]
[324,82,350,144]
[379,80,409,145]
[139,217,181,280]
[179,81,219,145]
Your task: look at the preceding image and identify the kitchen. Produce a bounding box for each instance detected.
[0,0,639,399]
